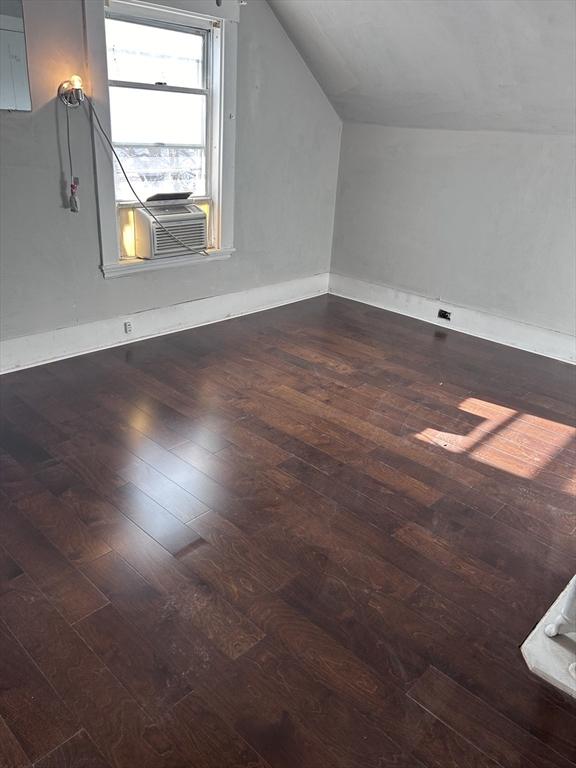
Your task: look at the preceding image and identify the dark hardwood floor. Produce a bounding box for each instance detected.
[1,295,575,767]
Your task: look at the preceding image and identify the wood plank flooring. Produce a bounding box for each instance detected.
[1,295,575,767]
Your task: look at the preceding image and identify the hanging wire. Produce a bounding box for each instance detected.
[64,99,80,212]
[83,95,209,257]
[65,106,74,180]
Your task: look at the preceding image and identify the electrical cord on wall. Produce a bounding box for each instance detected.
[83,95,209,257]
[65,107,80,212]
[65,107,73,179]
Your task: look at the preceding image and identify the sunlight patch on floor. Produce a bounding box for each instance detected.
[415,398,576,484]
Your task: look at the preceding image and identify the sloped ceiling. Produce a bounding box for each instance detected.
[268,0,576,133]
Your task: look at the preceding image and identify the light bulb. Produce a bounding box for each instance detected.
[58,74,84,107]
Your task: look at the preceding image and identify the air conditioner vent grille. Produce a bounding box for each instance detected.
[133,203,207,260]
[153,219,207,256]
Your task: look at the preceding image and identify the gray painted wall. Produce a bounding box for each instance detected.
[332,122,575,335]
[2,0,573,350]
[0,0,341,341]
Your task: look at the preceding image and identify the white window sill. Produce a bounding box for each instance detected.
[101,249,234,278]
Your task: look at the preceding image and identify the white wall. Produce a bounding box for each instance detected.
[332,122,575,337]
[0,0,341,341]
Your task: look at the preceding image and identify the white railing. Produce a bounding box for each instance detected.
[522,575,576,699]
[545,575,576,682]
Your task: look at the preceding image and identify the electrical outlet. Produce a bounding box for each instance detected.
[124,321,133,334]
[438,309,451,321]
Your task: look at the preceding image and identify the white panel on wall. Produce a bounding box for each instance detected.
[0,4,31,111]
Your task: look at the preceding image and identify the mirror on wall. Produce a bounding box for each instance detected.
[0,0,31,111]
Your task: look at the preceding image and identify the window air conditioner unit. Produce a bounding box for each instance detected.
[133,202,207,259]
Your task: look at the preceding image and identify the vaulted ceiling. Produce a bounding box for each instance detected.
[268,0,576,134]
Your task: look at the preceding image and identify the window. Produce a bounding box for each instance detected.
[105,16,209,202]
[89,0,238,275]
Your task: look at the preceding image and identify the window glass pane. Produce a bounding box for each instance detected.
[109,87,205,145]
[113,145,206,201]
[105,18,204,89]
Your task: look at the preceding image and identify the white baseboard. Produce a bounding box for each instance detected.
[0,272,329,374]
[329,273,575,364]
[2,270,572,373]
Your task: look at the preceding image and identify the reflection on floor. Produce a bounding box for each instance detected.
[1,295,575,767]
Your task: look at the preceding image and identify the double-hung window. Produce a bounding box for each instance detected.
[94,0,237,273]
[105,15,208,202]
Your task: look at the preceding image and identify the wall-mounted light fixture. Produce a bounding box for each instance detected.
[58,74,84,108]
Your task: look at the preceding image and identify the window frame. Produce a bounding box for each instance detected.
[85,0,237,277]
